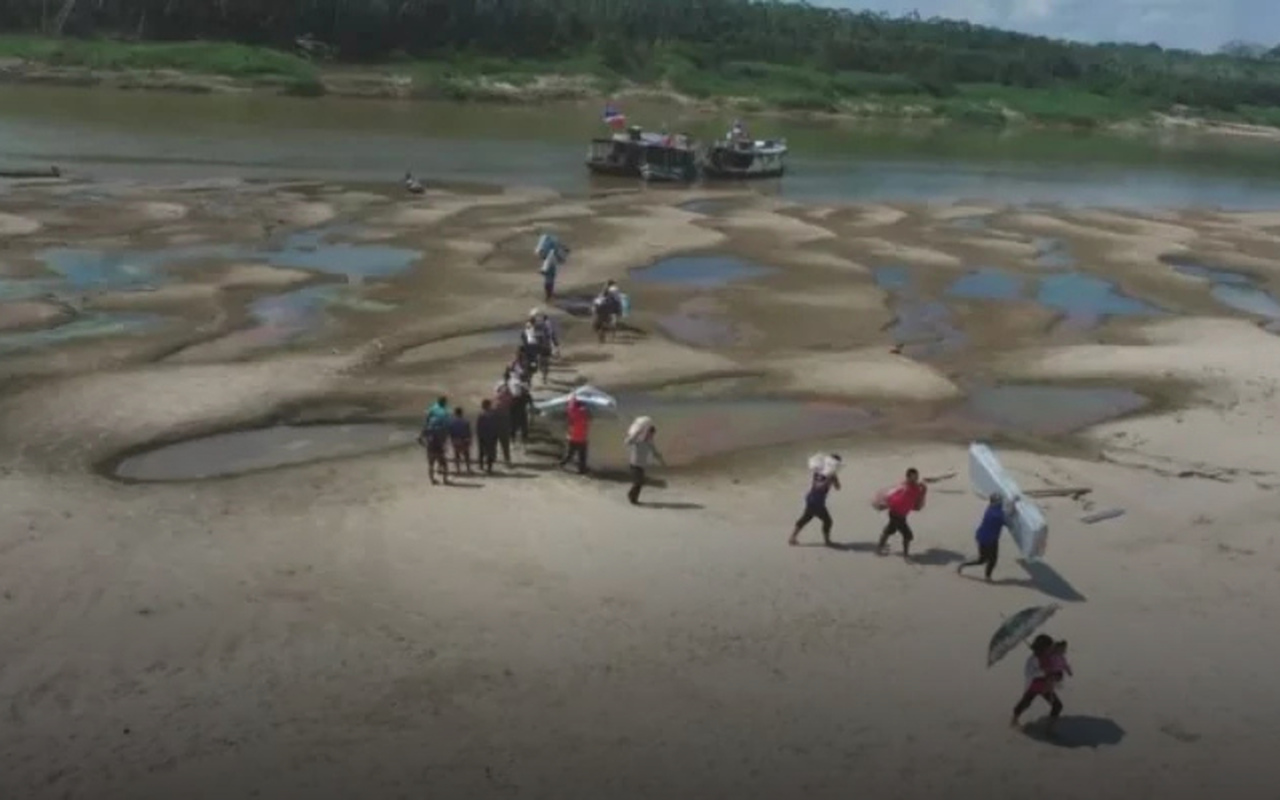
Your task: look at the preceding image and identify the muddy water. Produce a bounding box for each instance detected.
[9,85,1280,207]
[1162,256,1280,319]
[113,423,417,482]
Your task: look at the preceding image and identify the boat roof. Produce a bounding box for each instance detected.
[714,139,789,155]
[589,131,696,150]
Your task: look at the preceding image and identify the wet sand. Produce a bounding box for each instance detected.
[2,177,1280,799]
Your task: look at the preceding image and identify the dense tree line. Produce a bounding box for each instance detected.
[5,0,1280,112]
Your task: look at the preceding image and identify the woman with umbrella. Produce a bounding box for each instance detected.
[1011,633,1065,734]
[988,605,1066,735]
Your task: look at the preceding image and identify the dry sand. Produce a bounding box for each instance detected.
[2,179,1280,800]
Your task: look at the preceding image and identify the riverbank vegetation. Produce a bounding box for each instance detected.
[4,0,1280,129]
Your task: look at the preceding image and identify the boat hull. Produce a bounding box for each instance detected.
[701,165,786,180]
[585,160,642,178]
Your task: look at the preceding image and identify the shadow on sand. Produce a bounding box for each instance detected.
[909,547,967,567]
[1018,559,1087,603]
[636,500,704,510]
[1023,715,1125,749]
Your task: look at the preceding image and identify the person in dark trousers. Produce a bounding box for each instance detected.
[625,420,665,504]
[592,282,622,344]
[508,368,532,446]
[877,467,927,559]
[559,395,591,474]
[957,493,1012,581]
[788,455,842,546]
[448,406,473,475]
[475,399,502,475]
[1012,634,1065,734]
[492,378,515,467]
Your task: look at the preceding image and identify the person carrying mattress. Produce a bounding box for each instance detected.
[624,416,666,505]
[957,493,1014,581]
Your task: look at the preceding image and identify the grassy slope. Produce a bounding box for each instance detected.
[0,35,1266,130]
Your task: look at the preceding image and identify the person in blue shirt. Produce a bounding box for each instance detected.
[418,396,452,485]
[957,493,1013,581]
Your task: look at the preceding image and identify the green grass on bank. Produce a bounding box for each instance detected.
[0,35,317,82]
[0,35,1265,130]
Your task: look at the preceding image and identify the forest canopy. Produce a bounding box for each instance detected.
[4,0,1280,121]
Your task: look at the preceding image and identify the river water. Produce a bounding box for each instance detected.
[4,85,1280,208]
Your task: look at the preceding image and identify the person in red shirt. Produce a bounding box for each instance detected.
[877,467,927,558]
[559,395,591,474]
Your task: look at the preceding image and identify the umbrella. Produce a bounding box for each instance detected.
[987,604,1059,667]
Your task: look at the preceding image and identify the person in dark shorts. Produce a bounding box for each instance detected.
[877,467,927,558]
[475,399,502,475]
[957,493,1011,581]
[788,455,842,546]
[448,406,473,475]
[418,400,450,485]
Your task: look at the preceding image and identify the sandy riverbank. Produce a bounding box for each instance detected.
[2,177,1280,798]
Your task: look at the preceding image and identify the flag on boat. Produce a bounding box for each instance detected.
[602,103,627,129]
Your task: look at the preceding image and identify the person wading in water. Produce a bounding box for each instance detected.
[877,467,926,559]
[788,455,843,547]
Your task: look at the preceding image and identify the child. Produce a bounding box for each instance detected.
[1011,634,1064,733]
[1046,639,1073,685]
[448,406,473,475]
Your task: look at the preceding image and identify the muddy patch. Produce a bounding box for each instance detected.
[0,312,166,354]
[630,255,777,288]
[111,422,417,482]
[951,384,1149,436]
[1161,255,1280,320]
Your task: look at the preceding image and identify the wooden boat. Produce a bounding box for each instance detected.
[701,138,788,180]
[0,166,61,179]
[586,126,698,183]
